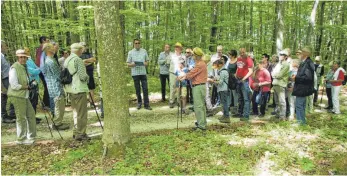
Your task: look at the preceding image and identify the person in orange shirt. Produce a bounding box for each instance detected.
[179,47,207,131]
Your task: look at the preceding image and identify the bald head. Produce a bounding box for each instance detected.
[240,48,247,58]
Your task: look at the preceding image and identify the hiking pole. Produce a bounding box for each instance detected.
[180,82,183,123]
[177,81,181,130]
[38,94,63,140]
[320,85,325,110]
[33,89,53,138]
[89,91,104,130]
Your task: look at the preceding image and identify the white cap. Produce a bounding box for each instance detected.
[15,49,29,57]
[315,56,321,61]
[279,50,289,56]
[71,43,84,50]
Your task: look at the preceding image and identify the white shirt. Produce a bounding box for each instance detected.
[9,67,29,98]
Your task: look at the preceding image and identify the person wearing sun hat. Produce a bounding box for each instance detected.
[7,49,37,145]
[166,42,185,108]
[178,47,208,131]
[292,47,315,125]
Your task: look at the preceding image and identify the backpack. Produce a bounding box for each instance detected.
[218,69,237,90]
[343,74,347,86]
[60,58,76,85]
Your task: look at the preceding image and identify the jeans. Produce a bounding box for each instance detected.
[252,91,269,115]
[1,77,15,118]
[219,90,231,117]
[332,85,341,114]
[237,81,251,118]
[159,74,169,101]
[326,87,333,108]
[231,89,238,113]
[132,75,150,107]
[295,96,307,125]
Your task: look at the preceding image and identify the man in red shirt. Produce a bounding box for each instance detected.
[235,48,254,121]
[329,61,346,114]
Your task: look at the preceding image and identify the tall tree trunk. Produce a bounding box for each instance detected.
[249,0,254,52]
[305,0,319,46]
[272,0,284,54]
[209,1,218,52]
[94,1,130,157]
[315,1,325,56]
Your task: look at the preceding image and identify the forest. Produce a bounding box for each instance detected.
[1,0,347,175]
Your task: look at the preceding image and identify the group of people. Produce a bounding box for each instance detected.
[1,37,98,144]
[127,41,345,131]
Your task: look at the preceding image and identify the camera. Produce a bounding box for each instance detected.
[28,80,38,90]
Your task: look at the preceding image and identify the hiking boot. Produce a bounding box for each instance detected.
[144,106,152,110]
[52,123,70,130]
[258,114,265,118]
[36,118,42,124]
[74,134,91,141]
[271,111,276,115]
[324,106,333,110]
[191,126,207,131]
[219,117,231,123]
[137,104,142,110]
[2,118,16,123]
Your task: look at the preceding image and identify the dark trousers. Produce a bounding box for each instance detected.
[186,81,193,103]
[29,87,39,113]
[132,75,150,107]
[39,73,50,107]
[237,83,244,115]
[1,77,15,119]
[285,97,290,117]
[326,87,333,108]
[159,74,169,101]
[252,91,270,115]
[313,84,320,103]
[211,85,218,105]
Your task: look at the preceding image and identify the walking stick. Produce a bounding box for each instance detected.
[88,92,104,130]
[177,81,180,130]
[320,85,325,110]
[38,94,63,140]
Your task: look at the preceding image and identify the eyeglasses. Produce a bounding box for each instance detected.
[134,42,140,44]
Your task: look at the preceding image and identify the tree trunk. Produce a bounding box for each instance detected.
[315,1,325,56]
[305,0,319,46]
[209,1,218,52]
[272,0,284,54]
[94,1,131,157]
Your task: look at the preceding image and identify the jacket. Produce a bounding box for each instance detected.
[292,57,315,97]
[63,53,89,94]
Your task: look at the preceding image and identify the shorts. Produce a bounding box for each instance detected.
[87,70,96,90]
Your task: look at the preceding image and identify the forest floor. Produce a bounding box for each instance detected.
[1,79,347,175]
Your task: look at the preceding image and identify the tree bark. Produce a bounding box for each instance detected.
[314,1,325,57]
[94,1,131,157]
[209,1,218,52]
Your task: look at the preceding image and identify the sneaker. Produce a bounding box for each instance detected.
[23,139,35,145]
[144,106,152,110]
[219,117,231,123]
[2,118,16,123]
[75,134,91,141]
[52,123,70,130]
[191,126,207,131]
[15,140,24,145]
